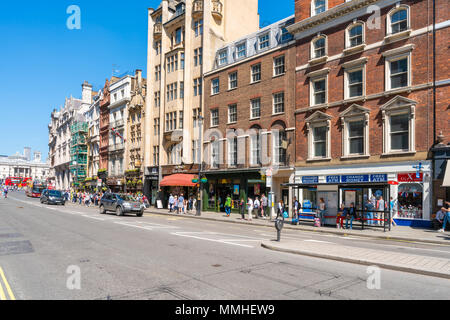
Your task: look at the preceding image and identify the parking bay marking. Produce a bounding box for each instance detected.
[0,266,15,300]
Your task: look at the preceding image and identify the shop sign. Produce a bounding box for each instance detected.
[341,174,370,183]
[326,175,340,183]
[266,176,272,188]
[302,176,319,184]
[370,174,388,183]
[398,172,423,182]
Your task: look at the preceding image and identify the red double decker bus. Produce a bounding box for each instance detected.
[5,177,31,187]
[25,179,47,198]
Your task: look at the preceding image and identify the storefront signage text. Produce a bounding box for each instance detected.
[302,176,319,184]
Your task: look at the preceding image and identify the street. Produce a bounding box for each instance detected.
[0,191,449,300]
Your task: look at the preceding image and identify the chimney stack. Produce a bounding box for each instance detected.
[136,69,143,87]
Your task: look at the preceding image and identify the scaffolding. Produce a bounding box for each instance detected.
[70,121,88,183]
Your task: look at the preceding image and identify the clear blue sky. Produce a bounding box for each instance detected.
[0,0,294,161]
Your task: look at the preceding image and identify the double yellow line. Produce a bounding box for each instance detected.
[0,266,16,300]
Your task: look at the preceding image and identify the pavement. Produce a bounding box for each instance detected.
[144,207,450,245]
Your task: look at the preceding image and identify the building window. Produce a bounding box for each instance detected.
[259,33,270,50]
[194,48,202,66]
[251,64,261,83]
[193,108,201,128]
[211,109,219,127]
[273,130,287,165]
[313,126,327,158]
[273,92,285,114]
[250,131,261,166]
[312,36,326,59]
[228,104,237,123]
[389,8,408,34]
[347,120,365,155]
[194,19,203,37]
[381,96,416,154]
[218,50,228,66]
[390,114,409,151]
[229,72,238,90]
[153,146,160,166]
[274,56,285,76]
[175,27,182,45]
[180,81,184,99]
[250,98,261,119]
[389,57,408,89]
[311,77,327,105]
[281,27,293,43]
[228,136,238,167]
[180,52,185,70]
[154,118,160,135]
[212,78,220,95]
[154,91,161,107]
[313,0,326,15]
[211,141,220,169]
[236,42,246,59]
[347,23,364,48]
[192,140,199,164]
[179,111,183,129]
[194,78,202,96]
[345,68,364,98]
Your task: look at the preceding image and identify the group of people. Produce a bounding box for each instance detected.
[168,193,196,214]
[68,191,149,208]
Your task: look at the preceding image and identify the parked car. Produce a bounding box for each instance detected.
[99,193,145,217]
[40,189,66,205]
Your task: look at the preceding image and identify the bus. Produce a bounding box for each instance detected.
[5,177,31,188]
[26,180,47,198]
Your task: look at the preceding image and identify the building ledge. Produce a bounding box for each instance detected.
[383,29,412,44]
[343,44,366,55]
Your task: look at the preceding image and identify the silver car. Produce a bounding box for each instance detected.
[99,193,145,217]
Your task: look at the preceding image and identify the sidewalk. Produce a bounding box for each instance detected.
[261,240,450,279]
[144,207,450,245]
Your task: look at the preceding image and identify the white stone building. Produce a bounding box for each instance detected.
[0,148,50,183]
[48,82,93,190]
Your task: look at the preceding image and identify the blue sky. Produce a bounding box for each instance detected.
[0,0,294,161]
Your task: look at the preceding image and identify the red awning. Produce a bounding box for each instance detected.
[159,174,197,187]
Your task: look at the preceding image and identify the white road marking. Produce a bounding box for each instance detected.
[82,215,105,221]
[304,239,334,244]
[171,232,254,248]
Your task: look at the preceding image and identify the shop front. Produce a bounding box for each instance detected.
[204,170,268,213]
[293,161,432,228]
[144,166,160,206]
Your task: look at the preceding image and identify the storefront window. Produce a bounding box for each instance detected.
[397,183,423,219]
[302,188,317,212]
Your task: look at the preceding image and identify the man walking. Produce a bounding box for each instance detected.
[168,194,174,213]
[253,197,260,219]
[224,194,232,217]
[261,194,268,219]
[247,197,254,221]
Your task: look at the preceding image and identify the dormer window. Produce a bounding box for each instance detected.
[236,42,246,59]
[218,50,228,66]
[313,0,326,16]
[259,33,270,50]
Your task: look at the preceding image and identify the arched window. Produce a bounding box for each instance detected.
[271,121,287,166]
[249,125,262,166]
[387,6,410,35]
[312,36,326,59]
[346,23,364,48]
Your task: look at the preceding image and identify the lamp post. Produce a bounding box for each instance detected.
[196,116,204,216]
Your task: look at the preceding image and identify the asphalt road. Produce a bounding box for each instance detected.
[0,191,449,300]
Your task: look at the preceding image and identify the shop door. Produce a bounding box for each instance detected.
[282,189,289,215]
[317,191,338,225]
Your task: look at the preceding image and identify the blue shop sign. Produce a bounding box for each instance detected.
[302,176,319,184]
[370,174,388,182]
[341,174,370,183]
[326,175,340,183]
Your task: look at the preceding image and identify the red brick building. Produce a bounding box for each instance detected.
[287,0,449,226]
[203,16,297,213]
[99,79,111,175]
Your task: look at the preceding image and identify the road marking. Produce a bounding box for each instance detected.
[0,279,6,300]
[304,239,334,244]
[171,232,254,248]
[0,267,15,300]
[82,215,105,221]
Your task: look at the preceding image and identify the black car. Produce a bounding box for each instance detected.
[99,193,145,217]
[40,190,66,205]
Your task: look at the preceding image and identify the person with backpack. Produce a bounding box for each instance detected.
[224,194,232,217]
[253,197,260,219]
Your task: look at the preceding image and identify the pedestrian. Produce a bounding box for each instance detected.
[389,197,397,227]
[239,198,245,220]
[277,199,285,218]
[293,196,300,222]
[224,194,232,217]
[168,194,174,212]
[376,196,386,226]
[365,199,374,225]
[261,194,268,219]
[438,201,450,233]
[345,202,357,230]
[318,198,327,227]
[253,197,260,219]
[173,195,178,214]
[247,197,254,221]
[336,203,345,229]
[178,194,185,214]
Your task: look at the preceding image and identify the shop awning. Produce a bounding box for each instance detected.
[443,160,450,187]
[160,174,197,187]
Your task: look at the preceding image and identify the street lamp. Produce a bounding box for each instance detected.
[196,115,204,216]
